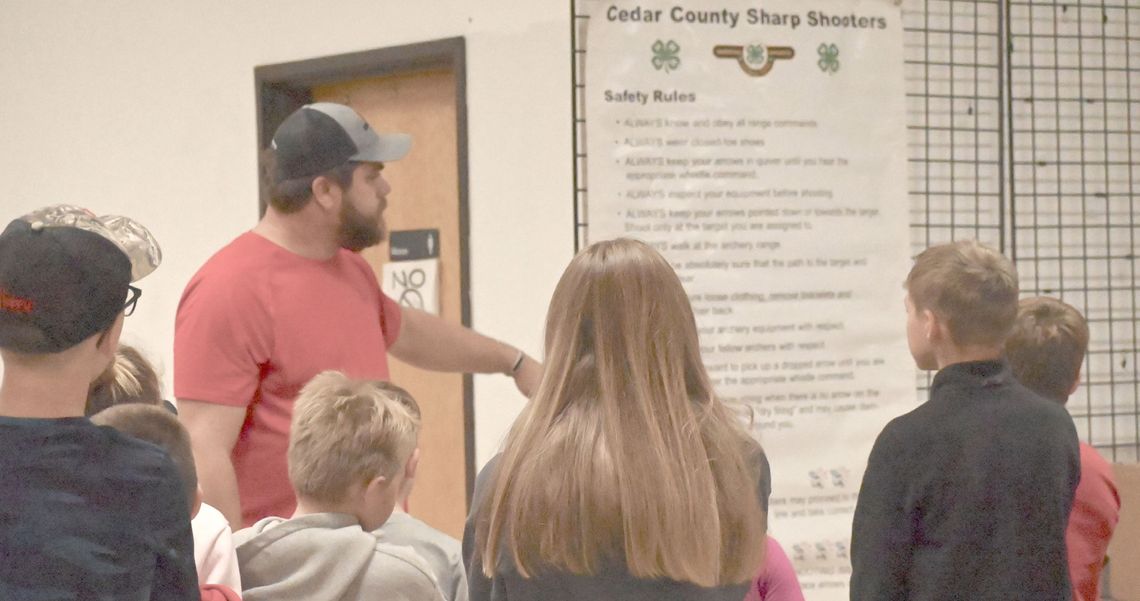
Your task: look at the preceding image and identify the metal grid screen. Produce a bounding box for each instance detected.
[1009,0,1140,461]
[571,0,1140,460]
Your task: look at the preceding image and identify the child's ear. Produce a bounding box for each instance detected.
[93,314,124,366]
[923,309,942,341]
[365,475,389,497]
[406,447,421,481]
[191,485,203,520]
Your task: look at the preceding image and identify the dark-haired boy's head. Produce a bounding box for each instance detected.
[1005,296,1088,404]
[92,404,199,516]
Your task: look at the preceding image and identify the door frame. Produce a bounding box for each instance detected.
[254,37,475,499]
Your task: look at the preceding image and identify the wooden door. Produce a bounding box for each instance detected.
[314,69,467,537]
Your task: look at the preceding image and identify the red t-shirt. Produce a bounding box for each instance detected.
[1067,442,1120,601]
[174,232,401,526]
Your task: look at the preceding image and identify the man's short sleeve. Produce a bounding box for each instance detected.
[174,271,273,407]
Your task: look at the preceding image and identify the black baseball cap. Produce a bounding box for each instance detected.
[270,102,412,183]
[0,205,162,354]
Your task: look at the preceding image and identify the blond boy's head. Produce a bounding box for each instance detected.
[288,371,421,527]
[367,381,423,505]
[905,240,1018,367]
[91,404,200,517]
[1005,296,1088,404]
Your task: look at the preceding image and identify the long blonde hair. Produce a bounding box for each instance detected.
[86,344,163,416]
[477,238,766,586]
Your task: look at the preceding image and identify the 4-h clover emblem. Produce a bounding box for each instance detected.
[714,43,794,77]
[652,40,681,73]
[744,44,766,69]
[818,43,840,74]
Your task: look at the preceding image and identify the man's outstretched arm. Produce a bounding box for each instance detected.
[389,307,542,398]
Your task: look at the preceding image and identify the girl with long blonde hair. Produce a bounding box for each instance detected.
[464,238,767,601]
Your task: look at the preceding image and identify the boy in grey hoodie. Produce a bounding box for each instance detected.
[371,382,468,601]
[233,372,444,601]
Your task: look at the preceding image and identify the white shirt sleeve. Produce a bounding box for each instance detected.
[191,502,243,592]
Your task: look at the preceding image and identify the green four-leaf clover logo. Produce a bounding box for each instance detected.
[652,40,681,73]
[818,43,840,74]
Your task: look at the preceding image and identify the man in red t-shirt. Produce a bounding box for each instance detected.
[175,103,542,528]
[1006,296,1121,601]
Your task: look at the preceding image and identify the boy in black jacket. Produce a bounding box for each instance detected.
[850,240,1080,601]
[0,205,198,601]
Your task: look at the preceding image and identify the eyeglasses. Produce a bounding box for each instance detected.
[124,285,142,317]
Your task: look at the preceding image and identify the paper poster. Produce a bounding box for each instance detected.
[583,1,913,597]
[382,258,440,315]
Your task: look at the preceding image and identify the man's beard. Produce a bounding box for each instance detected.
[338,201,384,252]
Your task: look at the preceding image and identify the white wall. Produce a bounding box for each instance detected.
[0,0,573,467]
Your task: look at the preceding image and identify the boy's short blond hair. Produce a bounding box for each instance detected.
[906,240,1018,347]
[370,380,421,420]
[288,371,421,504]
[1005,296,1088,404]
[91,404,198,514]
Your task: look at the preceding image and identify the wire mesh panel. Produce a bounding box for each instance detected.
[904,0,1006,254]
[571,0,1140,457]
[1009,0,1140,461]
[902,0,1008,401]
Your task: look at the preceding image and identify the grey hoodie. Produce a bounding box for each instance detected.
[234,512,445,601]
[375,512,468,601]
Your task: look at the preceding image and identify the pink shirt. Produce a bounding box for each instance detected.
[175,232,401,526]
[1067,442,1120,601]
[745,537,805,601]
